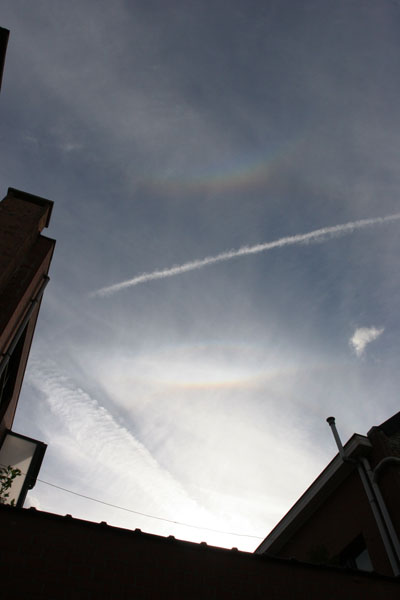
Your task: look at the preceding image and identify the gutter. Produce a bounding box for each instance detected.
[327,417,400,577]
[255,433,372,555]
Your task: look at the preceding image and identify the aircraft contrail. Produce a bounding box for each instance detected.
[92,213,400,297]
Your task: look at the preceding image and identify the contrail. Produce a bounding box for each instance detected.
[92,213,400,297]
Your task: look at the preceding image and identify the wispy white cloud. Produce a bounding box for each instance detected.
[349,327,384,357]
[92,213,400,297]
[27,360,204,518]
[25,358,277,548]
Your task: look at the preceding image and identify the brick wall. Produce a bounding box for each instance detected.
[0,195,51,292]
[0,189,55,438]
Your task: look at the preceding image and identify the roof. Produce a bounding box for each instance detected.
[255,433,372,555]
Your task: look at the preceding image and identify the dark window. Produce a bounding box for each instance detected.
[338,535,373,572]
[0,326,27,415]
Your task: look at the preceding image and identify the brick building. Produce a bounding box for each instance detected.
[256,413,400,578]
[0,187,55,506]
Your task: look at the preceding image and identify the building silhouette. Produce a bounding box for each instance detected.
[256,413,400,577]
[1,497,399,599]
[0,187,55,506]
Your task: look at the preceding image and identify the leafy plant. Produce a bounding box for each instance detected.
[0,465,21,506]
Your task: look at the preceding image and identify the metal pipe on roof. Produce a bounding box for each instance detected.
[326,417,346,460]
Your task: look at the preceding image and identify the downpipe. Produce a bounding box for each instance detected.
[327,417,400,577]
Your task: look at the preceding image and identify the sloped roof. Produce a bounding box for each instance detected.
[255,433,372,555]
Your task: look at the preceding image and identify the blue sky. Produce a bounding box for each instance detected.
[2,0,400,550]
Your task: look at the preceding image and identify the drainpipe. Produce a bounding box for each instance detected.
[361,456,400,565]
[0,275,50,378]
[326,417,400,576]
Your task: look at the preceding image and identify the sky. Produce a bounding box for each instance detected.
[1,0,400,552]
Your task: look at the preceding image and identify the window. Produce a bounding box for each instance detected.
[0,326,27,416]
[338,535,373,572]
